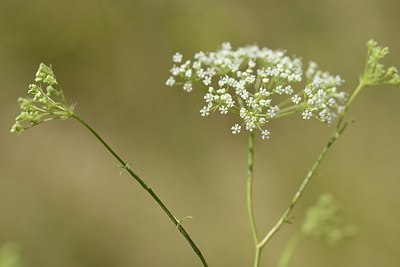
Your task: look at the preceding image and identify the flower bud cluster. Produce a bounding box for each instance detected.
[11,63,74,134]
[363,39,400,86]
[166,43,347,139]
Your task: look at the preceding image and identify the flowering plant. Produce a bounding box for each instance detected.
[166,39,399,266]
[11,40,399,267]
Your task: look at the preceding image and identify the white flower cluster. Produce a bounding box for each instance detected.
[166,43,346,139]
[301,69,346,124]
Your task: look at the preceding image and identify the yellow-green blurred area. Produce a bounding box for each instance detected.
[1,0,399,266]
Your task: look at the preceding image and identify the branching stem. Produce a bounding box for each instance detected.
[248,81,366,266]
[258,118,350,249]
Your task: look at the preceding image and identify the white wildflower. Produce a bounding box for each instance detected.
[261,129,271,140]
[283,85,294,95]
[262,78,269,84]
[302,110,313,120]
[218,76,228,87]
[231,124,241,134]
[248,60,256,68]
[166,77,175,87]
[173,52,183,63]
[267,106,280,118]
[259,99,272,107]
[185,69,192,78]
[259,117,267,124]
[225,97,235,108]
[259,88,270,97]
[240,108,247,118]
[170,66,180,76]
[219,106,229,114]
[292,95,301,104]
[183,82,193,92]
[200,106,210,117]
[204,93,214,103]
[203,76,212,86]
[193,61,201,69]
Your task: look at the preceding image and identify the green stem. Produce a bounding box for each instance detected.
[258,117,350,248]
[258,80,366,249]
[247,131,260,266]
[335,82,365,130]
[254,246,262,267]
[71,114,208,267]
[277,232,305,267]
[345,82,365,112]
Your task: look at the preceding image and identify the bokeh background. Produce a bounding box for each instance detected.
[1,0,399,266]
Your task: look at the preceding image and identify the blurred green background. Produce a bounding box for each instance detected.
[1,0,399,266]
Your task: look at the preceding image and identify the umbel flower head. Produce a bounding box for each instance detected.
[166,43,347,140]
[10,63,75,134]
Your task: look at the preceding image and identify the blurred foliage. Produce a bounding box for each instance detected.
[0,242,22,267]
[302,194,357,246]
[1,0,399,266]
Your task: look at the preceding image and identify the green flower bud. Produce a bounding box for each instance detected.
[11,63,74,134]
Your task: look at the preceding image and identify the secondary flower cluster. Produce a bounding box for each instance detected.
[362,39,400,86]
[302,194,356,246]
[166,43,347,139]
[10,63,75,134]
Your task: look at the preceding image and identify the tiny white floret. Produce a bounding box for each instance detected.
[261,129,271,140]
[231,124,241,134]
[166,77,175,87]
[173,52,183,63]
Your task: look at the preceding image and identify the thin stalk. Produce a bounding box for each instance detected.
[335,82,365,131]
[258,80,366,249]
[254,246,262,267]
[344,82,365,112]
[247,131,260,267]
[71,114,208,267]
[258,114,351,248]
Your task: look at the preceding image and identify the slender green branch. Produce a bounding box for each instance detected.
[254,246,262,267]
[247,131,259,244]
[257,80,363,249]
[247,131,261,267]
[71,114,208,267]
[258,112,352,249]
[344,82,365,113]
